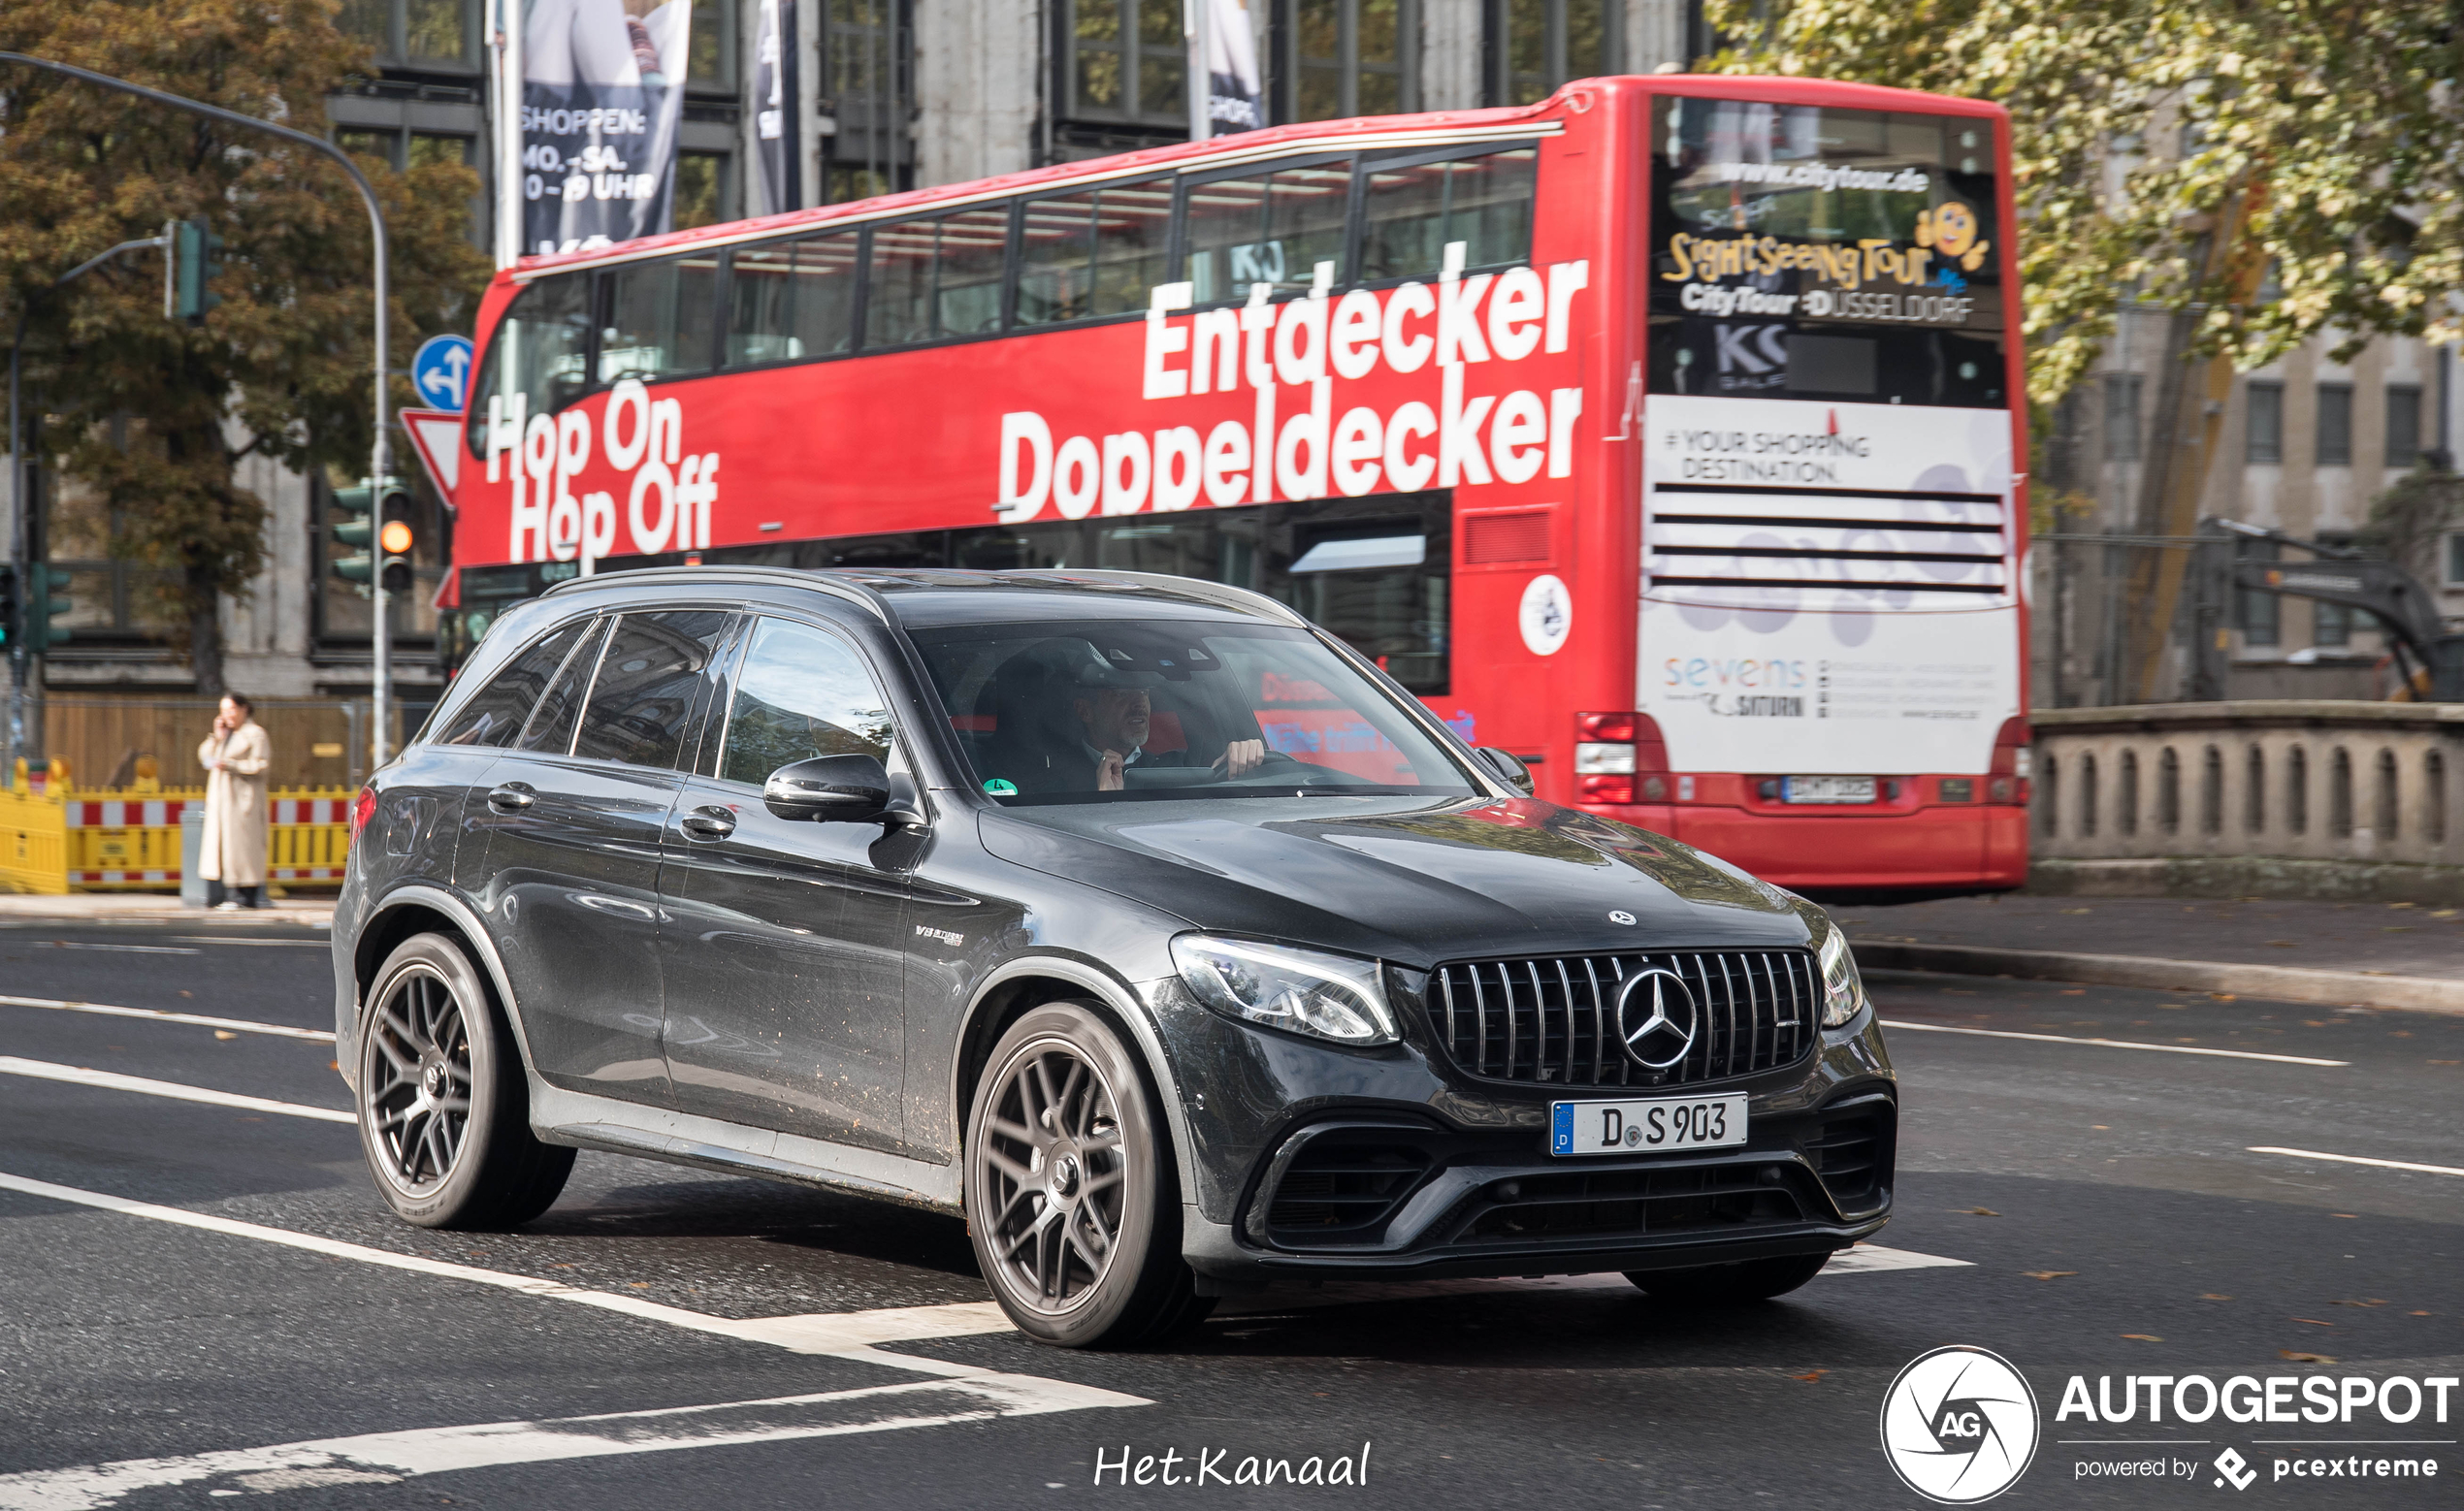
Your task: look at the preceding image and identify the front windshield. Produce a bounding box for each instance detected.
[909,619,1480,804]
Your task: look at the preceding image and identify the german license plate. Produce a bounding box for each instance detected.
[1782,775,1877,804]
[1549,1094,1748,1157]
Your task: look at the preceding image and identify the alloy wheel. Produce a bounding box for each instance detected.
[363,965,474,1192]
[977,1042,1127,1313]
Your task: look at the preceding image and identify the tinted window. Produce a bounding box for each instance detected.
[728,230,859,365]
[865,207,1012,348]
[518,616,608,754]
[574,610,734,768]
[717,619,894,785]
[1016,177,1175,326]
[601,253,722,381]
[464,272,595,454]
[437,618,590,748]
[1183,160,1353,304]
[1358,147,1537,279]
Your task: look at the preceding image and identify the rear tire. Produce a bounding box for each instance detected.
[964,1003,1213,1348]
[356,931,573,1230]
[1624,1250,1832,1302]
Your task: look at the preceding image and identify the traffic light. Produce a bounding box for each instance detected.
[164,216,224,325]
[332,475,410,595]
[23,565,72,648]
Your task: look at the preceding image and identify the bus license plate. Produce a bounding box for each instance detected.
[1550,1094,1747,1157]
[1783,775,1877,804]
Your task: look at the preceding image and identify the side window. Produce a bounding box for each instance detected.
[727,229,859,365]
[464,271,595,456]
[718,618,893,786]
[864,208,1013,349]
[437,618,591,748]
[517,616,608,755]
[1358,147,1537,280]
[573,610,735,768]
[600,253,723,382]
[1016,177,1174,327]
[1183,159,1353,304]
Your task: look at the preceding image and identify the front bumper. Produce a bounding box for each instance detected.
[1181,1086,1894,1283]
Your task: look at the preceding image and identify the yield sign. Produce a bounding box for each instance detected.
[398,407,464,505]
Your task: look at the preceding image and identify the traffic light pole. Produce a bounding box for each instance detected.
[0,51,396,773]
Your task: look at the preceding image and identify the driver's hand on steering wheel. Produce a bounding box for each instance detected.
[1213,739,1266,778]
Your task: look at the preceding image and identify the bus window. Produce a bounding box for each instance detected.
[865,209,1012,349]
[1183,158,1352,304]
[465,271,594,452]
[1017,177,1174,327]
[727,229,859,366]
[1357,146,1537,280]
[600,253,722,383]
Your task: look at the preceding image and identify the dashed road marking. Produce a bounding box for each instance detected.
[0,994,336,1044]
[0,1058,354,1122]
[1882,1018,2349,1067]
[2247,1145,2464,1178]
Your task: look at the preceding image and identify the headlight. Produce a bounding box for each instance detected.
[1816,920,1867,1028]
[1170,935,1398,1045]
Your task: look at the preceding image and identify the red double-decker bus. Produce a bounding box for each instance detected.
[442,73,2029,895]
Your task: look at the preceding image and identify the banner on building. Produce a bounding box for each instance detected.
[521,0,696,256]
[754,0,799,215]
[1200,0,1263,136]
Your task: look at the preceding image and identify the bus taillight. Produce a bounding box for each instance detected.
[1574,713,1668,805]
[1989,718,2032,803]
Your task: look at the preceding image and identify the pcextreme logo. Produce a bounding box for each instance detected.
[1879,1345,2042,1503]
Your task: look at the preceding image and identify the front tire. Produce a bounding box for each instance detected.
[963,1003,1213,1348]
[356,931,573,1230]
[1624,1250,1832,1302]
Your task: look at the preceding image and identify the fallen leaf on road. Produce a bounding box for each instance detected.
[2266,940,2297,948]
[2060,908,2091,915]
[2059,988,2085,995]
[629,1281,652,1289]
[2412,1310,2432,1316]
[2330,1213,2358,1219]
[1959,1207,2000,1216]
[2201,1294,2234,1301]
[2024,1271,2077,1281]
[2292,1317,2333,1326]
[213,1030,237,1041]
[2331,1299,2388,1308]
[178,989,192,997]
[1793,1370,1827,1382]
[2122,1334,2161,1342]
[2281,1351,2336,1364]
[2210,993,2237,1002]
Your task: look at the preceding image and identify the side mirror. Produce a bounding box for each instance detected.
[764,755,892,822]
[1475,747,1535,796]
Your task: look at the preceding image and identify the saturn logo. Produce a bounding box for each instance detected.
[1613,967,1698,1071]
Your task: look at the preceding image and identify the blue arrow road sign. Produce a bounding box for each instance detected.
[411,334,474,414]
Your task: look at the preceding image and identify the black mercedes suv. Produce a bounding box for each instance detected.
[331,566,1895,1347]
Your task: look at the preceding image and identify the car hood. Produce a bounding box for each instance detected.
[978,794,1811,969]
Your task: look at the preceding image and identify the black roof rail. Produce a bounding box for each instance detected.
[539,564,895,622]
[989,568,1309,627]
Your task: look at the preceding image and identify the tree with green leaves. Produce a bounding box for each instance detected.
[1702,0,2464,407]
[1,0,490,694]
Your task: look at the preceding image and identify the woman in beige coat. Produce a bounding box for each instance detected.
[198,692,272,910]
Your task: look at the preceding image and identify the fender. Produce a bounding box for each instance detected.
[353,883,545,1094]
[952,952,1202,1209]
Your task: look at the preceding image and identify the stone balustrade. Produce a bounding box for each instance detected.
[2028,701,2464,896]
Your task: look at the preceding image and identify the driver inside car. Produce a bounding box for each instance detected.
[1049,659,1267,792]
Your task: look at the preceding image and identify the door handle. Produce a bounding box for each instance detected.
[679,805,736,840]
[485,782,535,812]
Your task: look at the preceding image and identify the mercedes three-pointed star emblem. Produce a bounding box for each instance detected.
[1614,966,1699,1071]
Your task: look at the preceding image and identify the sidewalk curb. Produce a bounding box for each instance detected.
[1851,939,2464,1016]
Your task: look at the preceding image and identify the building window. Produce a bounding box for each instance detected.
[2315,600,2350,647]
[1066,0,1190,127]
[2103,372,2142,462]
[2445,533,2464,587]
[2246,381,2283,465]
[673,150,733,230]
[338,128,473,174]
[825,0,914,204]
[339,0,477,66]
[2316,382,2352,466]
[1487,0,1622,108]
[2236,537,2281,647]
[2387,383,2423,468]
[689,0,737,89]
[1283,1,1418,122]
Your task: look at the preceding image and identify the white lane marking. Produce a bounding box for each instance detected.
[1821,1243,1973,1274]
[0,1170,1018,1374]
[2248,1145,2464,1179]
[0,1374,1146,1511]
[0,1059,355,1123]
[0,994,336,1044]
[24,941,200,955]
[1881,1018,2349,1067]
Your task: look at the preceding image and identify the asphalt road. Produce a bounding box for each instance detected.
[1,920,2457,1509]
